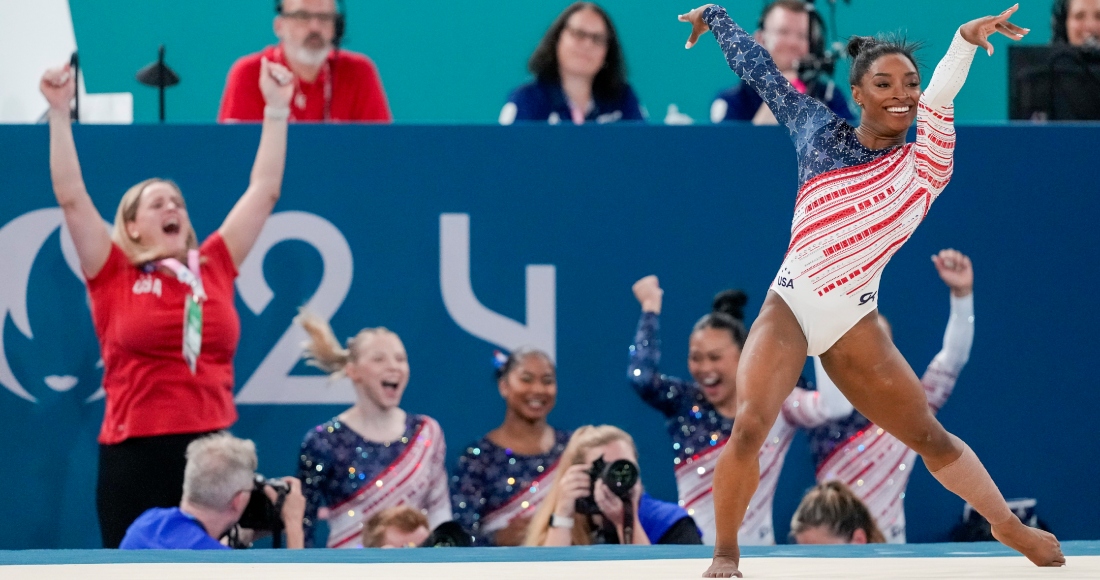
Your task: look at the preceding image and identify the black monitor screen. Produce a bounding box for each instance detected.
[1008,45,1100,121]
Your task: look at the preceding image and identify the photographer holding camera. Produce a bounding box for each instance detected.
[710,0,853,124]
[119,433,305,550]
[525,425,701,546]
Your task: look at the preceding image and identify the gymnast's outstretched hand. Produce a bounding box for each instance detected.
[959,3,1030,56]
[679,4,716,48]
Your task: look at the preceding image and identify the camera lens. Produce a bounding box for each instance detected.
[600,459,639,497]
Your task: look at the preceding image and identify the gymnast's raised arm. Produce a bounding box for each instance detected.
[680,4,833,132]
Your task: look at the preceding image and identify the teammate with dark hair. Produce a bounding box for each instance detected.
[678,3,1063,576]
[451,348,571,546]
[628,276,852,545]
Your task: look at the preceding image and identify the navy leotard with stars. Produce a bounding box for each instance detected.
[703,5,895,186]
[627,312,813,466]
[450,429,571,546]
[298,414,420,547]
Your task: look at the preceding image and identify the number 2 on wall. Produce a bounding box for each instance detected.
[234,211,355,404]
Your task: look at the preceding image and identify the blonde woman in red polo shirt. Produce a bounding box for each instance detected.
[40,58,294,548]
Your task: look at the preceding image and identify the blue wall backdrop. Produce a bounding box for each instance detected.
[0,124,1097,549]
[61,0,1062,123]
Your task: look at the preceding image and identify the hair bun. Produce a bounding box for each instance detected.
[847,35,877,59]
[712,289,749,322]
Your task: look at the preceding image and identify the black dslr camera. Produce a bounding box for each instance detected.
[238,474,289,534]
[574,456,640,515]
[419,521,475,548]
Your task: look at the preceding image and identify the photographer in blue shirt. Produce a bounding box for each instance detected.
[120,433,305,550]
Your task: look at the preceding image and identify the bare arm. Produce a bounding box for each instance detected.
[218,58,295,268]
[42,66,111,278]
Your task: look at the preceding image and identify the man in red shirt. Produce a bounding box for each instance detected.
[218,0,392,122]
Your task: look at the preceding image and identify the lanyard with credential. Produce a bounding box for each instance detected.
[158,250,206,374]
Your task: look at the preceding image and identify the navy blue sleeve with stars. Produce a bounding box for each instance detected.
[628,311,696,418]
[702,5,892,187]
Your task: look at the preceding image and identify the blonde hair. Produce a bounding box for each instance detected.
[362,505,430,547]
[523,425,637,546]
[296,309,398,379]
[111,178,199,265]
[790,480,886,544]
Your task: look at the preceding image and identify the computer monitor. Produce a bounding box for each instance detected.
[1008,45,1100,121]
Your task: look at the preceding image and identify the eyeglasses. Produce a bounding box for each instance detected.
[762,26,809,42]
[564,26,609,47]
[281,10,338,25]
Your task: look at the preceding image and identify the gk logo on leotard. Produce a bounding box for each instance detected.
[859,291,878,305]
[776,276,794,289]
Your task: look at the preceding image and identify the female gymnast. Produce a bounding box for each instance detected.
[450,349,571,546]
[296,314,451,548]
[678,4,1063,575]
[41,59,293,547]
[628,278,852,545]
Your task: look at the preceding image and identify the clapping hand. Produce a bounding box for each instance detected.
[960,4,1030,56]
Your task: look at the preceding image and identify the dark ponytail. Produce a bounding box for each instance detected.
[692,289,749,349]
[846,33,924,86]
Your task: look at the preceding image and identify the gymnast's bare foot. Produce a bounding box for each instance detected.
[991,518,1066,567]
[702,555,743,578]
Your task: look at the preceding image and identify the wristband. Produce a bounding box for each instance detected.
[550,514,575,529]
[264,106,290,121]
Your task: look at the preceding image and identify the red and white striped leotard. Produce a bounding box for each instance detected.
[704,5,977,355]
[771,32,977,354]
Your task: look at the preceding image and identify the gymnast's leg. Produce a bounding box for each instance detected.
[819,312,1065,567]
[704,292,808,578]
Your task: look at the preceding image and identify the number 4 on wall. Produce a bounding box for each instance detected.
[440,213,556,361]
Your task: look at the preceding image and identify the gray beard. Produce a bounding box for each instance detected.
[285,44,331,68]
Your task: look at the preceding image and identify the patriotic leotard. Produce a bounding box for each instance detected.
[628,312,853,545]
[703,6,977,355]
